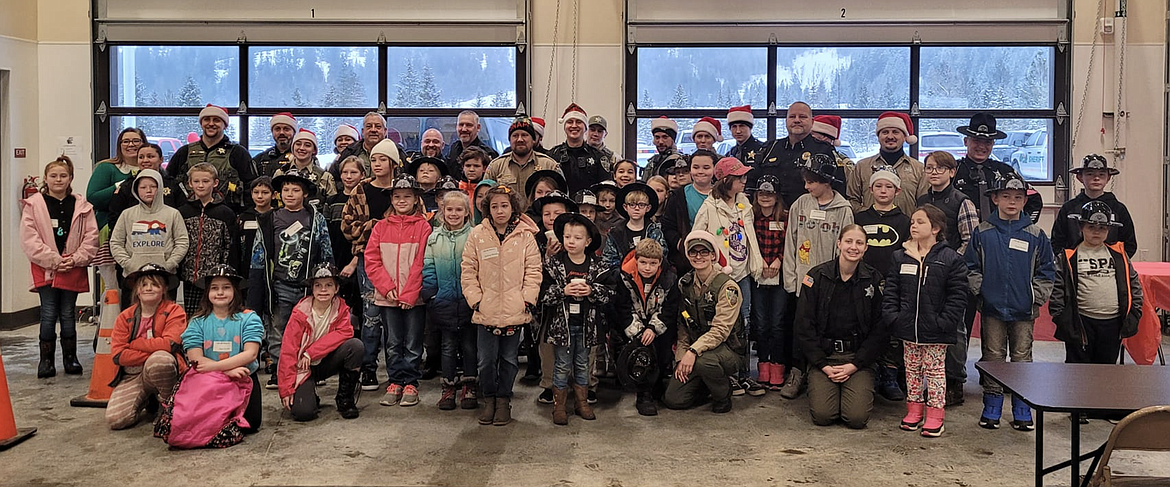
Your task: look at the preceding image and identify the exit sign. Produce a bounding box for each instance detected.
[14,148,26,158]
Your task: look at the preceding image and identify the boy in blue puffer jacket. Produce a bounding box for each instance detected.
[965,172,1055,432]
[421,190,477,410]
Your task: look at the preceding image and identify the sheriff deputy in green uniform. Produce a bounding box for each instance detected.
[165,104,256,211]
[662,230,747,414]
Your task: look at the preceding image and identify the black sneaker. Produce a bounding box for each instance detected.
[265,374,279,390]
[742,377,767,397]
[538,388,554,404]
[587,390,598,404]
[360,370,379,391]
[729,377,746,396]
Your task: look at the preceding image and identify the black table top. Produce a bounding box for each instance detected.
[975,362,1170,413]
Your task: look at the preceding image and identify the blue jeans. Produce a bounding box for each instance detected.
[442,326,478,383]
[477,326,521,398]
[736,275,754,375]
[37,287,78,342]
[267,281,306,368]
[357,256,386,373]
[552,323,589,389]
[752,283,789,364]
[381,305,425,387]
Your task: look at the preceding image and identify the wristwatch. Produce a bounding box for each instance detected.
[687,347,700,357]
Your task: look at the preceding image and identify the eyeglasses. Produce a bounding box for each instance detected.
[121,139,144,145]
[924,166,950,174]
[686,248,713,258]
[624,202,651,209]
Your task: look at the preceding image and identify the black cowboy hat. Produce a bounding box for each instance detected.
[1069,200,1124,227]
[615,182,660,219]
[956,113,1008,140]
[390,173,424,194]
[272,166,319,197]
[524,169,566,198]
[531,190,578,216]
[1070,153,1120,175]
[800,153,844,184]
[406,156,450,179]
[553,212,602,255]
[985,171,1029,195]
[123,263,180,290]
[193,263,246,290]
[616,341,660,390]
[303,262,345,287]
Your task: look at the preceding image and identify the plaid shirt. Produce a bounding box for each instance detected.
[753,208,787,265]
[956,198,978,255]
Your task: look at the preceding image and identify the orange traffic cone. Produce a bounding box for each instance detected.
[70,289,121,408]
[0,347,36,451]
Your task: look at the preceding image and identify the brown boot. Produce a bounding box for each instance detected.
[571,383,595,420]
[552,387,569,425]
[492,397,512,426]
[478,396,496,425]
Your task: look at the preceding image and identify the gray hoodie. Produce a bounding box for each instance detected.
[783,190,853,295]
[109,169,190,274]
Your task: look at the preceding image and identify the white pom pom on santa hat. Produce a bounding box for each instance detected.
[557,103,588,125]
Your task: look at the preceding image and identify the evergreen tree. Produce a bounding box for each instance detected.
[417,64,442,107]
[639,89,654,108]
[291,88,309,108]
[490,90,512,108]
[393,59,421,107]
[177,76,202,107]
[669,84,689,108]
[473,86,484,108]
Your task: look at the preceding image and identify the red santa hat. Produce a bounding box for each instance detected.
[727,105,754,126]
[651,116,678,139]
[558,103,588,124]
[292,128,317,149]
[876,111,917,145]
[269,112,297,130]
[531,117,546,137]
[812,115,842,146]
[198,104,229,125]
[333,124,359,143]
[692,117,724,142]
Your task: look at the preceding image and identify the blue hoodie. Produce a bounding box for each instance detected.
[421,219,474,330]
[965,211,1055,322]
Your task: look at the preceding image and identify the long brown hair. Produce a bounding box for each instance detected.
[192,277,245,320]
[108,127,147,165]
[40,156,75,195]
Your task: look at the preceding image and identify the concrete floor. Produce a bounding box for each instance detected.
[2,319,1168,487]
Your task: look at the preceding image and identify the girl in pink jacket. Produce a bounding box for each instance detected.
[20,156,99,379]
[365,174,433,408]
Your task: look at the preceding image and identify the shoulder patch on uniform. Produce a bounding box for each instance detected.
[724,285,740,305]
[802,274,815,287]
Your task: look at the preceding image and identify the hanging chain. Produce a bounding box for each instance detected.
[1113,12,1127,156]
[542,0,562,118]
[1071,0,1104,152]
[570,0,580,100]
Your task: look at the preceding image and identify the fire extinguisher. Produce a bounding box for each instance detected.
[22,175,40,200]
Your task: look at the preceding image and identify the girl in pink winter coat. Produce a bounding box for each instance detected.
[20,156,99,379]
[365,174,433,408]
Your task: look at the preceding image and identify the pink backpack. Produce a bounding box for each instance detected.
[154,368,253,449]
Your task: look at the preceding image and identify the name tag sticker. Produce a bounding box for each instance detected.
[900,264,918,275]
[769,221,783,231]
[481,247,499,260]
[243,220,259,230]
[51,219,59,228]
[283,220,304,237]
[569,303,581,314]
[809,209,827,221]
[132,222,149,233]
[212,341,233,353]
[1009,238,1030,252]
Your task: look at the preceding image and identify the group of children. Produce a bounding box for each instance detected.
[21,113,1146,444]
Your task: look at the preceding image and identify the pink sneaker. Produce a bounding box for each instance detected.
[400,385,420,407]
[380,384,403,406]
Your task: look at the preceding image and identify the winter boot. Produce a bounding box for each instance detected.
[635,391,658,416]
[921,407,945,437]
[552,387,569,425]
[37,340,56,378]
[492,397,512,426]
[459,379,479,410]
[335,369,361,419]
[876,367,905,402]
[945,379,965,407]
[779,366,806,399]
[61,336,83,375]
[438,381,458,410]
[757,362,771,384]
[901,401,926,431]
[979,393,1004,429]
[571,383,595,420]
[1010,394,1035,431]
[478,396,496,425]
[768,363,786,389]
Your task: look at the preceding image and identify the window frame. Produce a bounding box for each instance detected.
[624,41,1069,184]
[94,40,527,160]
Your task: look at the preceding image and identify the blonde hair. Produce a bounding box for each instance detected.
[188,162,219,179]
[338,155,367,176]
[634,238,664,261]
[41,156,75,195]
[624,190,650,206]
[439,190,472,226]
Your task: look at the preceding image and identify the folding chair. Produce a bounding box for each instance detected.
[1086,405,1170,486]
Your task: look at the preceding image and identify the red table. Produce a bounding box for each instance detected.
[1126,262,1170,365]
